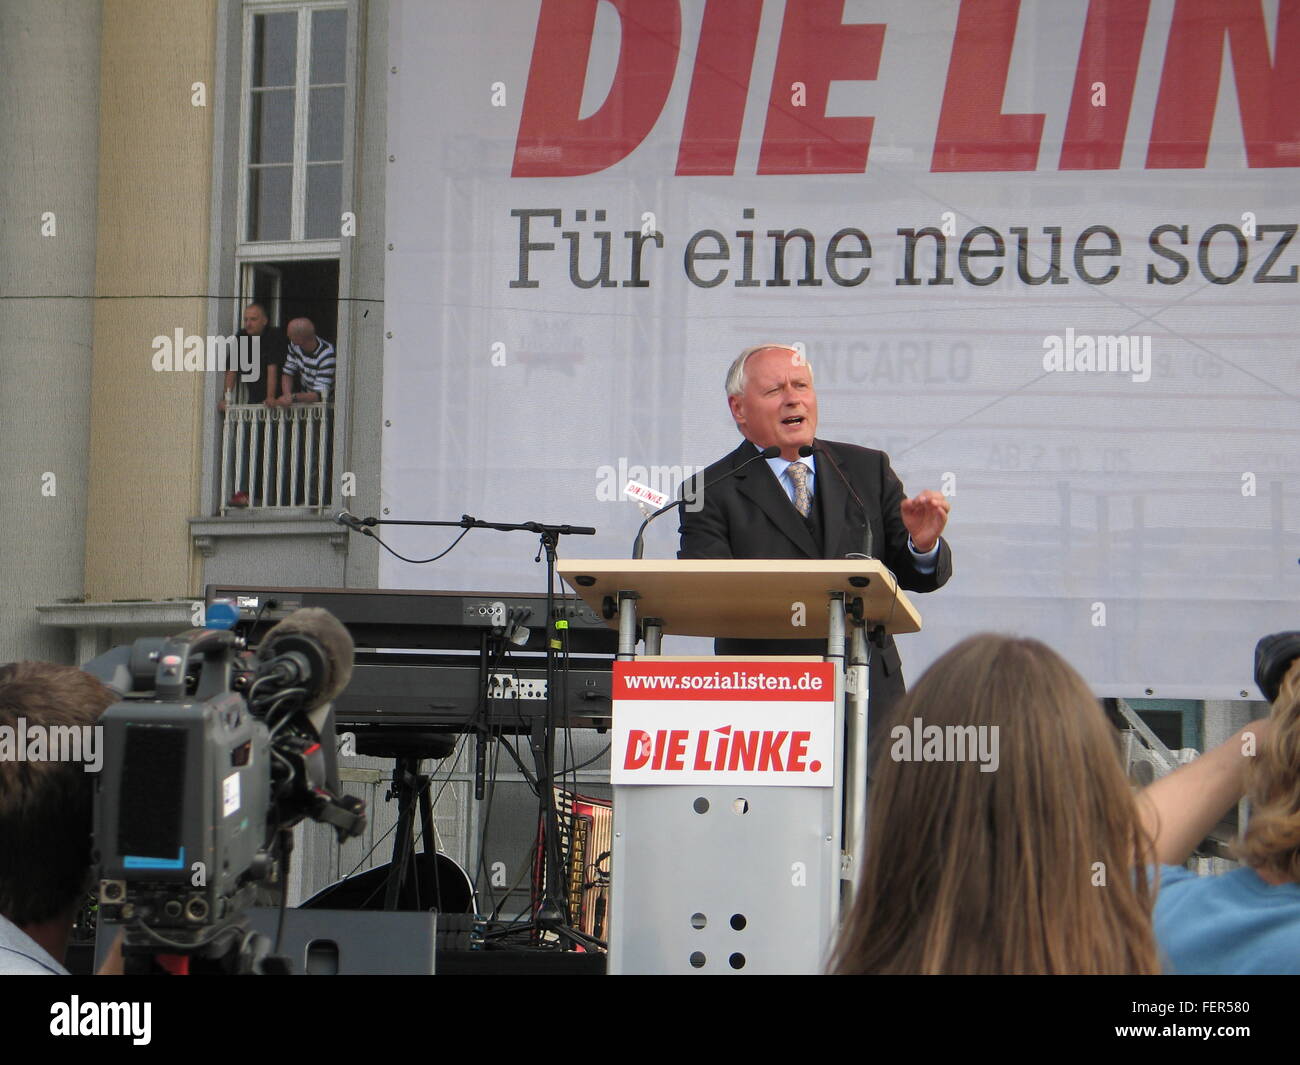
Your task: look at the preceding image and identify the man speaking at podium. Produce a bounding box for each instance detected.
[678,343,952,723]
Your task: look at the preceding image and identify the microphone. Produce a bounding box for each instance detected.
[255,607,356,728]
[802,443,873,559]
[254,607,355,806]
[334,510,374,537]
[633,445,780,559]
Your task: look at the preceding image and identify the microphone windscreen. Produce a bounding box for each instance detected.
[260,607,355,708]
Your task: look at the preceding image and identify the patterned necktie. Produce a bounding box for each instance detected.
[787,461,812,517]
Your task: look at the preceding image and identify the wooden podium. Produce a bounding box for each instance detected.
[558,559,921,974]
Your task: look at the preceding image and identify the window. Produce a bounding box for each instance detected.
[235,0,350,338]
[240,3,348,248]
[221,1,352,515]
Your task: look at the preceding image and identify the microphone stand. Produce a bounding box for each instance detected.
[631,499,683,560]
[631,445,780,558]
[356,512,595,540]
[357,513,600,951]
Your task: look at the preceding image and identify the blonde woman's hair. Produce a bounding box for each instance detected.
[1236,658,1300,881]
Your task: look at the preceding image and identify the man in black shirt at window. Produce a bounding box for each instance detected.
[220,302,286,409]
[222,302,287,507]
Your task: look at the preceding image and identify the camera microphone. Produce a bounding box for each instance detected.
[256,608,355,721]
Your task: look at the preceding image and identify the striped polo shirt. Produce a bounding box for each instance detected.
[284,337,337,401]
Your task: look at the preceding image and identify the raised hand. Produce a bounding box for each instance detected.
[900,489,950,553]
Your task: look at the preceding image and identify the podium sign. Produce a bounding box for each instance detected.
[608,659,839,975]
[611,661,835,787]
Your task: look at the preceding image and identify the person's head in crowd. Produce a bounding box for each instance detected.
[1236,655,1300,881]
[286,317,319,351]
[241,302,270,336]
[832,633,1159,974]
[0,662,116,965]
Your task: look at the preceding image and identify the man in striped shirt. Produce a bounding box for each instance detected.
[278,318,337,504]
[279,318,336,404]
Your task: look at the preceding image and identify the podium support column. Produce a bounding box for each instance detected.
[824,592,847,931]
[617,591,639,659]
[841,621,871,904]
[643,618,663,656]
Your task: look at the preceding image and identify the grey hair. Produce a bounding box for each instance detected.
[725,344,814,397]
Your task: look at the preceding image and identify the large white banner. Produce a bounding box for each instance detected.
[384,0,1298,699]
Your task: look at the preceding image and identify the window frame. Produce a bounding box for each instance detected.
[208,0,359,519]
[235,0,353,256]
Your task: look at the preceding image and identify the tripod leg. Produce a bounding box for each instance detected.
[417,768,445,912]
[385,757,418,910]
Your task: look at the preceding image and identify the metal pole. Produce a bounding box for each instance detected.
[842,620,870,906]
[825,592,846,933]
[617,591,639,661]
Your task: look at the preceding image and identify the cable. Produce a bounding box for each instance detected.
[474,630,555,917]
[245,598,271,644]
[273,831,290,955]
[472,641,560,926]
[259,688,310,737]
[367,526,473,566]
[560,742,610,775]
[489,828,541,923]
[559,622,576,817]
[496,734,540,793]
[124,917,236,953]
[470,635,523,899]
[473,725,506,914]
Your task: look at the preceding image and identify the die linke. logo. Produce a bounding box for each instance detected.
[612,662,835,786]
[623,725,820,775]
[512,0,1299,177]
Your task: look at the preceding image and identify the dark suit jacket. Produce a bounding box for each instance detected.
[677,438,952,729]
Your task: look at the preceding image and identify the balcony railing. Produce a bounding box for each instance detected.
[219,402,333,514]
